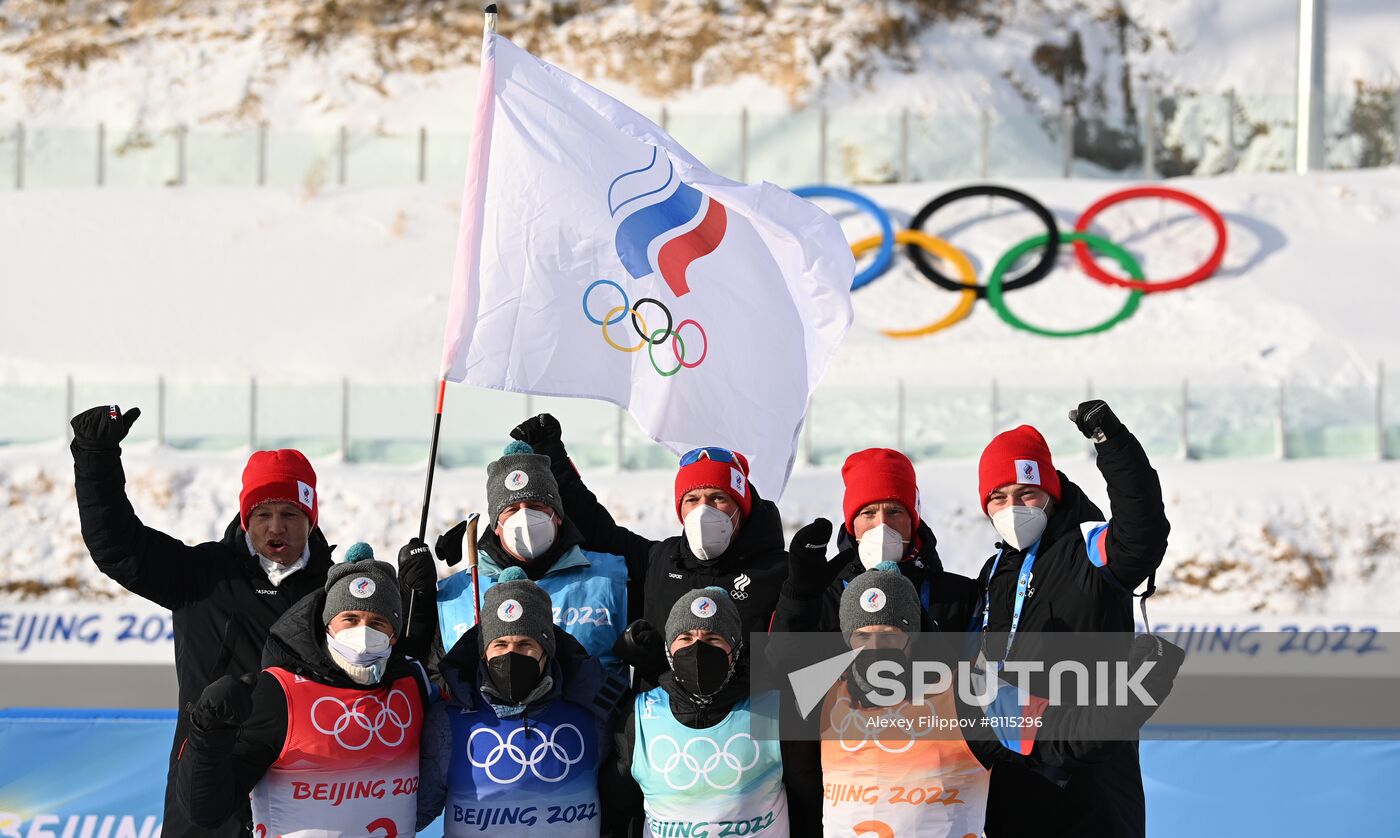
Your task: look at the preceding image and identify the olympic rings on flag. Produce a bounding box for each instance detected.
[812,182,1227,339]
[1072,186,1228,293]
[582,279,708,373]
[987,232,1144,337]
[907,184,1061,299]
[850,230,977,339]
[793,185,895,291]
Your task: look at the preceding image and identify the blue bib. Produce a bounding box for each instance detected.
[443,698,601,838]
[631,687,789,838]
[438,546,627,675]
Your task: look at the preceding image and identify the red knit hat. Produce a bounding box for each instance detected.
[978,425,1061,512]
[239,449,318,529]
[841,448,920,535]
[674,449,752,521]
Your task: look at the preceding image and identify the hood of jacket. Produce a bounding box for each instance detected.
[669,485,785,572]
[260,587,415,690]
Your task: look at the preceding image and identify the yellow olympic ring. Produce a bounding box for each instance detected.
[850,230,977,339]
[602,305,648,352]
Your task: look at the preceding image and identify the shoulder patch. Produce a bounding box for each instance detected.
[1080,520,1111,568]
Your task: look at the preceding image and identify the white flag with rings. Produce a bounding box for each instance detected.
[440,32,855,498]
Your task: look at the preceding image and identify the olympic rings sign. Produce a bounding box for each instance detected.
[310,689,414,751]
[468,722,587,785]
[797,183,1228,339]
[645,732,763,791]
[582,280,709,378]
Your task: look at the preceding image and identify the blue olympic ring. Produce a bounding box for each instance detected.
[792,185,895,291]
[582,279,629,326]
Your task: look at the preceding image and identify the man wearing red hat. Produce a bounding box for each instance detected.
[507,414,787,687]
[973,400,1170,838]
[68,404,433,838]
[774,447,978,636]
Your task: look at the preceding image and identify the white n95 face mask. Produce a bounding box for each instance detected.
[857,523,907,569]
[684,504,737,562]
[500,508,558,560]
[325,625,393,684]
[991,505,1048,551]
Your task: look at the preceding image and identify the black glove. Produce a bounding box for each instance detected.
[510,413,569,463]
[70,404,141,451]
[190,673,257,731]
[397,538,436,594]
[435,520,470,567]
[1069,400,1125,443]
[614,620,667,685]
[786,518,843,599]
[1123,633,1187,729]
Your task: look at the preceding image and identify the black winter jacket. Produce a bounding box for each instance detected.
[552,460,788,645]
[174,589,432,827]
[976,430,1170,838]
[73,442,336,838]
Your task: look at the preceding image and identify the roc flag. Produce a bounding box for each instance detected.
[440,32,855,497]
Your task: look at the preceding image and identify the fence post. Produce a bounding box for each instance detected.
[1394,89,1400,167]
[176,124,188,186]
[1224,89,1237,172]
[739,107,749,182]
[1179,378,1191,460]
[899,107,910,183]
[64,375,74,443]
[802,403,814,466]
[524,393,534,418]
[418,126,427,183]
[97,122,106,186]
[341,377,351,461]
[979,109,991,178]
[257,122,268,186]
[660,105,669,133]
[1275,381,1287,459]
[1085,379,1096,456]
[1142,85,1157,178]
[15,122,24,190]
[895,379,906,451]
[615,408,625,471]
[818,107,828,183]
[1060,105,1073,178]
[249,376,258,450]
[156,375,166,447]
[990,378,1000,438]
[1378,361,1387,460]
[337,126,348,186]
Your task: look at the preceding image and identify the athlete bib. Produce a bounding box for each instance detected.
[252,667,423,838]
[631,688,788,838]
[443,697,601,837]
[819,680,989,838]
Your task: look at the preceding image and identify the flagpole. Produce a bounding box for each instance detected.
[416,3,499,545]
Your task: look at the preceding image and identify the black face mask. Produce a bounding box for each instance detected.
[672,641,733,698]
[848,647,910,706]
[486,651,543,705]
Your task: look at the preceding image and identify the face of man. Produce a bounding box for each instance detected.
[248,502,311,566]
[984,484,1054,517]
[679,488,740,522]
[494,500,562,562]
[485,635,547,672]
[669,629,735,662]
[849,624,909,651]
[327,610,397,644]
[852,501,913,541]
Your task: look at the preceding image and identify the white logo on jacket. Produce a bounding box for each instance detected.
[468,723,586,784]
[645,733,762,790]
[309,689,413,751]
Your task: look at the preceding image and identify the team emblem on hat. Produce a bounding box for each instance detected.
[297,480,315,509]
[498,599,523,622]
[505,470,530,490]
[350,577,375,598]
[730,467,747,498]
[860,588,886,613]
[691,596,717,618]
[1015,459,1041,485]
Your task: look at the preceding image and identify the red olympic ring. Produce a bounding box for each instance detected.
[1072,186,1228,293]
[672,319,708,369]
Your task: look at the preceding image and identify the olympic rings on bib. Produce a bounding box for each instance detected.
[850,230,977,339]
[793,185,896,291]
[906,184,1061,299]
[582,279,709,374]
[813,182,1227,339]
[987,232,1144,337]
[1072,186,1228,293]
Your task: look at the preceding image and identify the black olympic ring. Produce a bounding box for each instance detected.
[630,297,674,346]
[905,184,1061,299]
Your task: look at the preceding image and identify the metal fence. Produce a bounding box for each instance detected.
[6,369,1396,468]
[1,86,1396,191]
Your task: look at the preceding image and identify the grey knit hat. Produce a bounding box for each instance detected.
[664,587,743,650]
[486,441,563,525]
[479,566,556,659]
[838,561,920,641]
[322,542,403,635]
